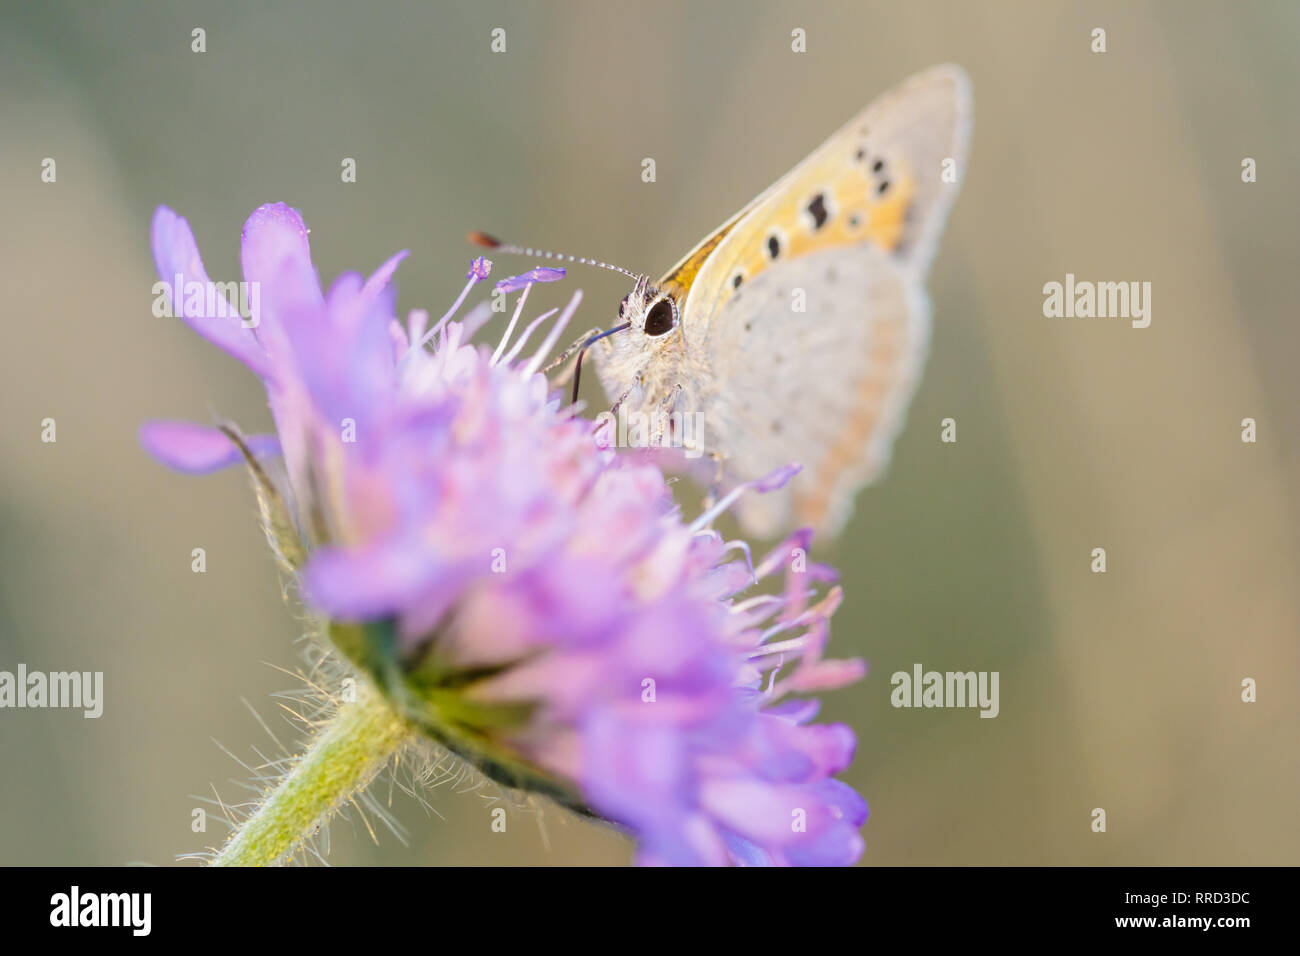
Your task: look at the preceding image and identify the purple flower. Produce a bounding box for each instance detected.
[494,266,565,293]
[142,203,867,866]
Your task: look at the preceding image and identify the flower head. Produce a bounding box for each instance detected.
[143,203,867,865]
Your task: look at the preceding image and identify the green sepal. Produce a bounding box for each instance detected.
[219,424,306,571]
[326,618,591,815]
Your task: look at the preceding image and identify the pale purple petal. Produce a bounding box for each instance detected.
[301,536,445,620]
[139,420,279,474]
[364,250,410,300]
[783,822,866,867]
[495,267,565,293]
[816,776,870,827]
[754,462,802,493]
[151,207,271,377]
[239,203,323,342]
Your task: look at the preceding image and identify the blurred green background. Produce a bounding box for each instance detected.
[1,0,1297,865]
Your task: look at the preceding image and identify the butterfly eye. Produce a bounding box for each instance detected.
[643,298,677,337]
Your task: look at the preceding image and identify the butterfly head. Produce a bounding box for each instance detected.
[619,274,680,341]
[464,231,685,400]
[600,275,684,393]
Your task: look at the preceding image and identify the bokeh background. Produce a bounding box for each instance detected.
[1,0,1296,866]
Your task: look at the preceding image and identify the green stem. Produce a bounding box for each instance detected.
[211,683,413,866]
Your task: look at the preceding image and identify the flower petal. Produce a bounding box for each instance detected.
[363,250,410,302]
[495,267,566,293]
[301,534,447,621]
[754,462,802,493]
[139,420,279,474]
[239,202,323,348]
[151,207,271,377]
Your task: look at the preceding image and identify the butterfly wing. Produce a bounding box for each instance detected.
[702,245,928,538]
[670,64,971,537]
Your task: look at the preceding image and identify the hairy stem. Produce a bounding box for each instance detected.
[211,683,413,866]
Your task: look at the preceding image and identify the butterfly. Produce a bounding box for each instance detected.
[483,65,971,540]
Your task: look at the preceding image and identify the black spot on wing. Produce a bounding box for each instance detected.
[767,235,780,259]
[807,194,829,230]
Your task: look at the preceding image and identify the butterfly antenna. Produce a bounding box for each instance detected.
[469,231,641,281]
[570,322,631,406]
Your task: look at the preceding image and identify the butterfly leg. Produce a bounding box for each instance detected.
[608,379,640,419]
[651,384,684,449]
